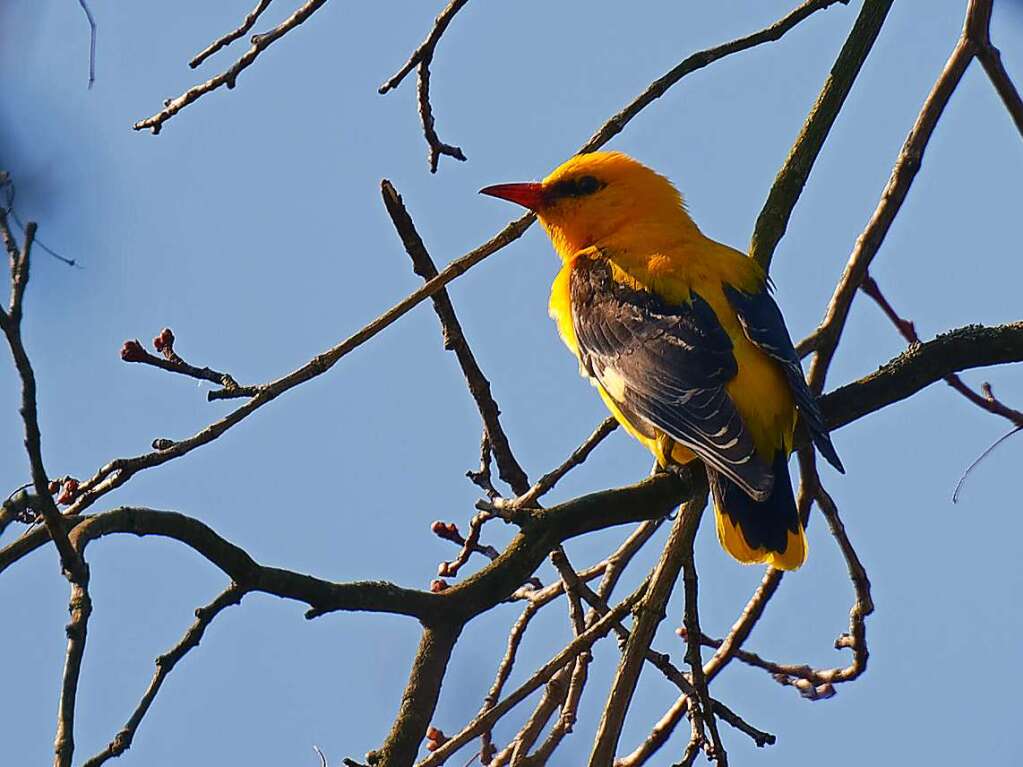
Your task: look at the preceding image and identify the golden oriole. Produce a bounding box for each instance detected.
[481,151,843,570]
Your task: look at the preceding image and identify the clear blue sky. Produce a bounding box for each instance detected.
[3,1,1022,765]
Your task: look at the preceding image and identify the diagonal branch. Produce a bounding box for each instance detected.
[190,0,275,68]
[0,211,85,582]
[582,0,851,153]
[750,0,894,271]
[803,0,989,389]
[381,180,529,494]
[133,0,331,134]
[417,585,648,767]
[587,491,707,767]
[81,584,246,767]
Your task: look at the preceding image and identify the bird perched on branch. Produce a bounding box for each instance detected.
[481,151,843,569]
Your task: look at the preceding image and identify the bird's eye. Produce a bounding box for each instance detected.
[576,175,601,195]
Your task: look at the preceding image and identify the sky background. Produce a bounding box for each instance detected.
[2,1,1022,765]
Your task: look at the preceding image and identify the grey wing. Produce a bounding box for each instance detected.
[571,259,774,500]
[723,284,844,473]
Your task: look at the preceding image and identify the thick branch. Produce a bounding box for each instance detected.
[750,0,894,271]
[54,577,92,767]
[373,623,463,767]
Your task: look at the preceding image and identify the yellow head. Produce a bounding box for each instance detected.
[481,151,699,259]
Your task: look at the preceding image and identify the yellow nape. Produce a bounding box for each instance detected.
[714,504,807,571]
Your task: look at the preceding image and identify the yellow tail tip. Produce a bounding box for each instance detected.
[714,505,807,571]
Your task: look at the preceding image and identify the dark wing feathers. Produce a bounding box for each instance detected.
[723,284,845,473]
[570,259,774,500]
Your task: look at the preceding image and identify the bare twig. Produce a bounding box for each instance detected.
[77,0,97,88]
[81,585,246,767]
[133,0,331,133]
[190,0,274,68]
[581,0,851,153]
[119,329,257,400]
[381,180,529,494]
[502,418,618,512]
[433,514,501,580]
[467,432,500,499]
[379,0,471,172]
[617,567,784,767]
[860,274,1023,427]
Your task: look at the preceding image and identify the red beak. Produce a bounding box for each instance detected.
[479,182,546,211]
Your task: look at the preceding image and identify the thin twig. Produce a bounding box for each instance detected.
[501,418,618,512]
[77,0,97,88]
[617,567,783,767]
[434,513,502,580]
[0,212,85,581]
[860,274,1023,427]
[190,0,274,68]
[119,329,256,400]
[805,0,987,393]
[968,0,1023,137]
[379,0,471,172]
[81,585,246,767]
[381,180,528,494]
[133,0,331,133]
[679,500,726,765]
[581,0,851,152]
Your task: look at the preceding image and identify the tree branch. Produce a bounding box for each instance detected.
[750,0,894,271]
[189,0,274,68]
[133,0,331,134]
[378,0,471,172]
[588,493,707,767]
[581,0,852,153]
[381,180,529,495]
[804,0,985,389]
[81,585,246,767]
[372,623,464,767]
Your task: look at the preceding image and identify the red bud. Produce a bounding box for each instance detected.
[120,340,147,362]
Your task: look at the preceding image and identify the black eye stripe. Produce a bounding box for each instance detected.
[550,175,605,199]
